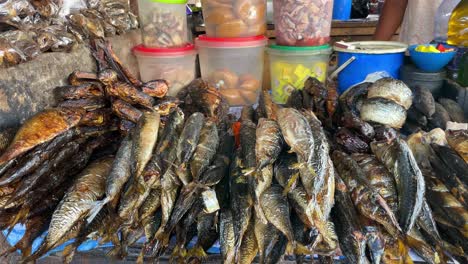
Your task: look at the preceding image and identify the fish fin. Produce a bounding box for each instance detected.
[375,194,402,232]
[86,197,109,224]
[283,173,300,196]
[187,245,208,259]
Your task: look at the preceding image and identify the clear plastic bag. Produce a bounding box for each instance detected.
[434,0,460,43]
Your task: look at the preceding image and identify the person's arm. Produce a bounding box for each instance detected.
[374,0,408,41]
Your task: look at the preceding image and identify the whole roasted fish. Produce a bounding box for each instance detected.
[238,218,258,264]
[220,209,236,264]
[412,86,435,117]
[439,98,465,123]
[190,120,219,180]
[332,176,369,264]
[132,111,160,181]
[255,118,282,171]
[0,108,83,165]
[446,129,468,162]
[240,117,257,175]
[371,138,425,234]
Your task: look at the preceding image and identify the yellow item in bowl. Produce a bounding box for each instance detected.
[415,45,441,53]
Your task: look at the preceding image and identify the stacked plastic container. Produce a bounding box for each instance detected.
[133,0,196,96]
[268,0,333,104]
[196,0,268,106]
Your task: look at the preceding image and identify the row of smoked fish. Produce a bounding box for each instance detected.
[0,0,138,67]
[0,41,467,264]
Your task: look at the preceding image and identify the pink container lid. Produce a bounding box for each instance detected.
[195,35,268,49]
[132,44,196,57]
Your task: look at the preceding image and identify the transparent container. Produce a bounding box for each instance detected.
[138,0,189,48]
[268,44,331,104]
[196,35,268,106]
[274,0,333,46]
[133,44,196,96]
[447,0,468,46]
[434,0,460,43]
[201,0,267,38]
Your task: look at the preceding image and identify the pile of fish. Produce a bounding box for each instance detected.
[0,0,138,67]
[404,85,466,133]
[0,38,467,264]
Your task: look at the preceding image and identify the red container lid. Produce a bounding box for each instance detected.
[195,35,268,49]
[132,44,196,57]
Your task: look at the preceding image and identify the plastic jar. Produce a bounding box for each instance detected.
[138,0,189,48]
[273,0,333,46]
[201,0,267,38]
[196,35,268,106]
[268,44,331,104]
[133,44,196,96]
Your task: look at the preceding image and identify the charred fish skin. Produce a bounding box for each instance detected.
[431,144,468,186]
[438,98,465,123]
[332,176,370,264]
[0,108,83,165]
[190,120,219,181]
[371,139,425,234]
[446,129,468,163]
[412,85,435,117]
[0,127,16,155]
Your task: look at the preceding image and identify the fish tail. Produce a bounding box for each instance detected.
[187,245,208,259]
[86,197,110,224]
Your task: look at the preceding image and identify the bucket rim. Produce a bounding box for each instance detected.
[334,41,408,54]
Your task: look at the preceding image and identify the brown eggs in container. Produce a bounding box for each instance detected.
[208,69,262,106]
[202,0,267,38]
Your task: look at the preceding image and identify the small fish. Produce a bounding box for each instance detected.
[438,98,465,123]
[238,218,258,264]
[199,130,234,186]
[132,111,160,180]
[220,209,236,264]
[190,120,219,180]
[253,165,273,224]
[255,118,282,171]
[367,78,413,110]
[176,112,205,185]
[332,176,369,264]
[412,86,435,117]
[240,118,257,174]
[446,129,468,163]
[260,185,295,244]
[189,212,218,259]
[371,138,425,234]
[106,82,154,109]
[0,108,83,165]
[361,98,407,129]
[254,216,276,264]
[138,188,161,223]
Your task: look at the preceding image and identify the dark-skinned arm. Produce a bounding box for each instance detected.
[374,0,408,40]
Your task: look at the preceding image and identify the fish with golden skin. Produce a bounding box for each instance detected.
[132,111,160,181]
[38,157,113,258]
[106,82,155,109]
[0,108,83,165]
[371,138,425,234]
[446,129,468,163]
[190,120,219,180]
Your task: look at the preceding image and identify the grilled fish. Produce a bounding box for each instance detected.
[220,209,236,264]
[412,86,435,117]
[438,98,465,123]
[190,120,219,180]
[446,129,468,163]
[367,78,413,110]
[255,118,282,171]
[361,98,407,129]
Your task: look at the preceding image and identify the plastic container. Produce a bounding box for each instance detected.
[201,0,267,38]
[433,0,460,43]
[400,64,447,97]
[334,41,408,93]
[133,44,196,96]
[274,0,333,46]
[138,0,189,48]
[333,0,352,20]
[408,44,457,72]
[447,0,468,46]
[195,35,268,106]
[268,44,332,104]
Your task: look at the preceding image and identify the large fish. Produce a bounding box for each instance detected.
[332,176,369,264]
[190,120,219,180]
[0,108,83,165]
[32,157,113,260]
[446,129,468,163]
[371,138,425,234]
[132,111,160,181]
